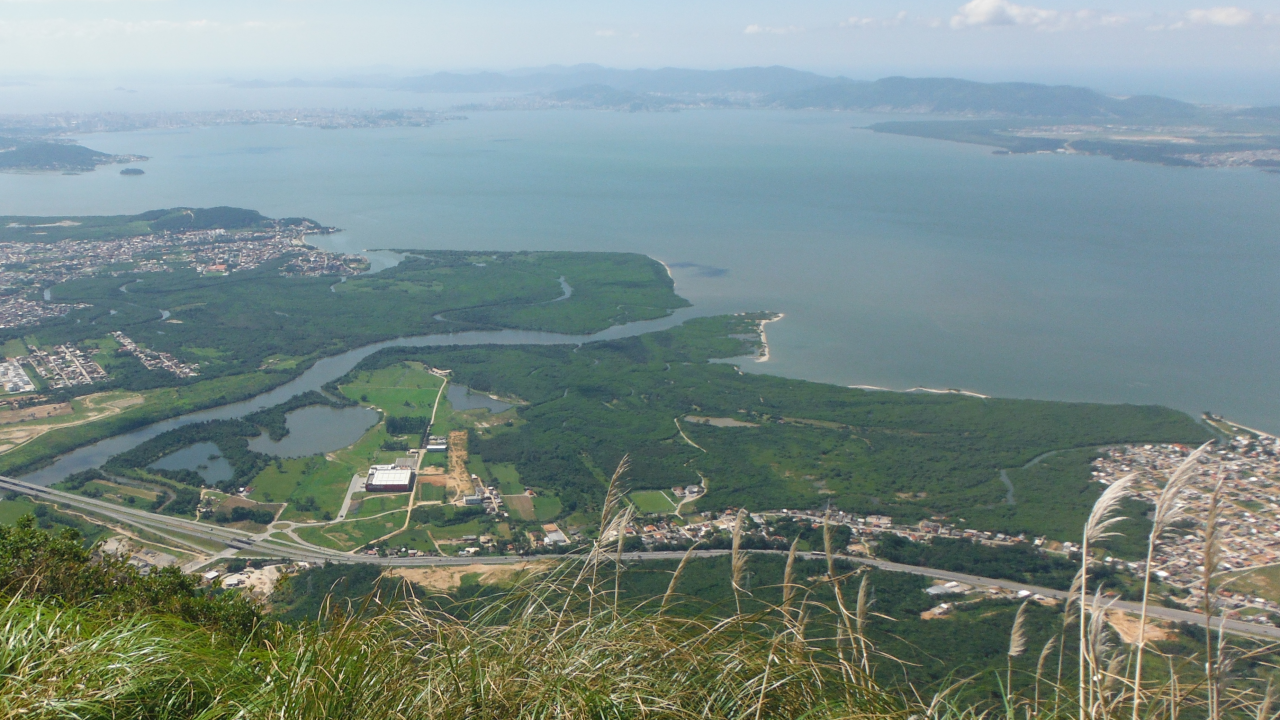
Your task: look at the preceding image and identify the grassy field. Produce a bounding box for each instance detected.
[249,457,355,522]
[331,422,403,476]
[417,483,447,503]
[532,496,562,522]
[628,490,677,515]
[490,463,524,495]
[1225,564,1280,603]
[339,362,444,418]
[0,338,27,359]
[346,492,410,520]
[295,511,407,552]
[503,494,535,521]
[0,496,111,545]
[0,498,37,525]
[382,526,438,553]
[82,479,160,508]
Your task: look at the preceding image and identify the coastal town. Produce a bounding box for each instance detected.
[0,221,367,329]
[19,343,109,388]
[1088,432,1280,623]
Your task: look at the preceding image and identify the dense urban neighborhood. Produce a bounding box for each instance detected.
[0,220,367,329]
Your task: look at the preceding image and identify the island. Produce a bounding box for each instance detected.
[0,135,146,173]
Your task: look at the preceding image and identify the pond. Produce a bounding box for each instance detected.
[248,404,380,458]
[446,385,514,413]
[146,441,233,485]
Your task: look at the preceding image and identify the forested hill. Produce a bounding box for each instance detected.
[0,136,142,173]
[394,65,1209,120]
[769,76,1201,118]
[0,207,322,242]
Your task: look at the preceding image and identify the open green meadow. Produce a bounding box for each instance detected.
[416,483,447,503]
[628,490,677,515]
[346,492,410,519]
[490,463,524,494]
[249,457,354,522]
[339,363,444,418]
[531,496,563,521]
[0,338,28,359]
[0,498,38,525]
[295,511,407,551]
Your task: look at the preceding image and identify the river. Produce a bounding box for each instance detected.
[20,307,703,486]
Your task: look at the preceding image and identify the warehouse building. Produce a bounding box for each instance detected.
[366,465,415,492]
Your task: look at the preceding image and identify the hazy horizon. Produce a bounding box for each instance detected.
[2,1,1279,107]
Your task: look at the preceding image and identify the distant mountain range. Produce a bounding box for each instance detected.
[234,65,1273,120]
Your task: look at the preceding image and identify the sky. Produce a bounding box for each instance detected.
[1,1,1279,103]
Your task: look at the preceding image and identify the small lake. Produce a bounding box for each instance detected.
[248,404,379,458]
[447,385,514,413]
[147,441,232,485]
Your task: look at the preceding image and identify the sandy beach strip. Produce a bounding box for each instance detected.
[850,384,990,399]
[756,312,784,362]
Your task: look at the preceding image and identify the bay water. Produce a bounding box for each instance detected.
[1,109,1277,432]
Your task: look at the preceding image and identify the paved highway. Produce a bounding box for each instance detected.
[4,474,1277,641]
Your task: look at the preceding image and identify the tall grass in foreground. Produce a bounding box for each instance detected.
[3,451,1279,720]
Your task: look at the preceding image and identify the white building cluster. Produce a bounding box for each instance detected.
[1091,435,1280,625]
[20,344,108,388]
[0,359,35,393]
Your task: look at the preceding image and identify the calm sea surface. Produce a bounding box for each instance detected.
[1,110,1277,431]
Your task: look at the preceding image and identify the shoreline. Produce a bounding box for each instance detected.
[756,312,784,363]
[656,258,675,285]
[850,384,991,399]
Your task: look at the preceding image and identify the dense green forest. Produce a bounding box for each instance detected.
[0,206,295,242]
[24,249,686,382]
[0,137,133,173]
[345,314,1208,539]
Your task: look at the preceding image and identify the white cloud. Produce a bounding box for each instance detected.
[840,17,876,28]
[743,24,801,35]
[1186,7,1256,26]
[1150,7,1278,29]
[594,29,616,37]
[950,0,1128,30]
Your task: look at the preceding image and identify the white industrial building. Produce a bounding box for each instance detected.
[366,465,415,492]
